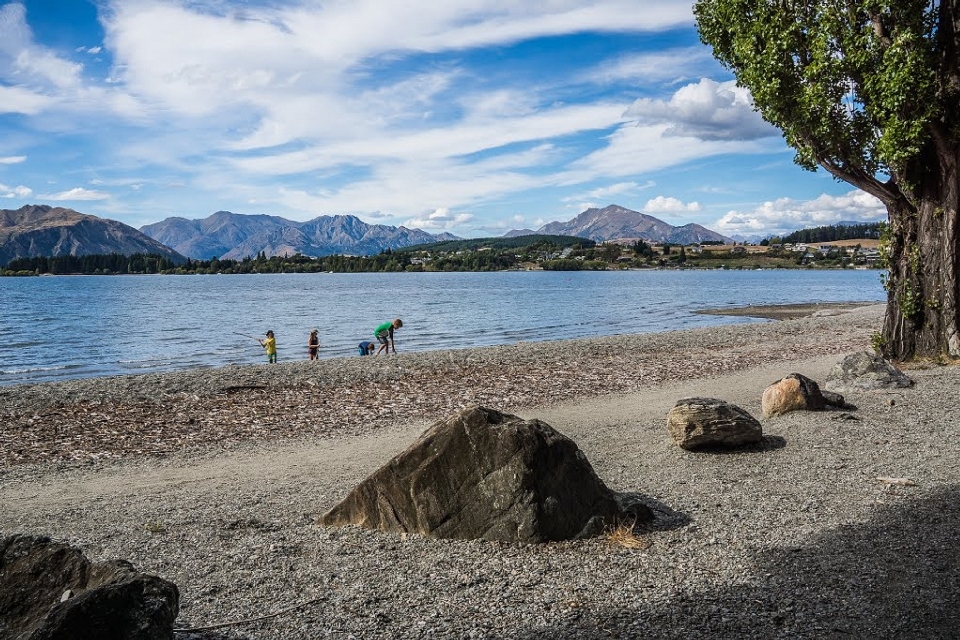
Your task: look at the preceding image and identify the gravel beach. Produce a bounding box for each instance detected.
[3,302,960,639]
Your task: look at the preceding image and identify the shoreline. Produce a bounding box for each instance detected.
[3,300,960,639]
[0,300,880,395]
[694,300,880,320]
[2,303,883,468]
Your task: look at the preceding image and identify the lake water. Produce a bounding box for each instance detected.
[0,269,885,386]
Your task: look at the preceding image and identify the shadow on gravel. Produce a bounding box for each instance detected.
[624,493,691,533]
[517,485,960,639]
[691,434,788,456]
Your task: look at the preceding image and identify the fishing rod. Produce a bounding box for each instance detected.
[233,331,262,341]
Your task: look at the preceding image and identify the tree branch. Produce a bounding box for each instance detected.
[816,156,902,206]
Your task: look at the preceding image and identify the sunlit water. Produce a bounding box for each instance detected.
[0,269,885,385]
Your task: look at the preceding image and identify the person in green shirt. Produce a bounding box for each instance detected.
[259,330,277,363]
[374,319,402,355]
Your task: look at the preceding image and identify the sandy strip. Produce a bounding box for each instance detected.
[4,302,960,639]
[695,301,879,320]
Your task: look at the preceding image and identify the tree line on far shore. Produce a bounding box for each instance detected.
[762,222,883,246]
[1,234,879,276]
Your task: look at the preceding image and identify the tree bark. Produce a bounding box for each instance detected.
[881,141,960,360]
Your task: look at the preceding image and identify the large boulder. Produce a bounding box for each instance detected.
[0,534,179,640]
[824,351,914,392]
[667,397,762,450]
[320,405,651,542]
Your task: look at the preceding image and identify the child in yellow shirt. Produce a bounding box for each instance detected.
[259,330,277,363]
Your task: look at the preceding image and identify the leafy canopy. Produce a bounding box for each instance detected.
[695,1,940,195]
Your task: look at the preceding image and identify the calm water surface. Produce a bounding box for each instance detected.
[0,270,885,385]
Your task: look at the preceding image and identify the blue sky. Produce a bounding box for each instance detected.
[0,1,886,239]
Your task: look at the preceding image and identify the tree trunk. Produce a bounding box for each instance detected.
[881,143,960,361]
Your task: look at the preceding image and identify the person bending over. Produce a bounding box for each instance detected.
[373,319,402,355]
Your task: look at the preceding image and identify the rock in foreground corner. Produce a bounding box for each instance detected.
[667,397,762,450]
[0,534,179,640]
[320,405,651,542]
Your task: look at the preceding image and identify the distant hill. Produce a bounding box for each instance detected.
[141,211,458,259]
[502,228,538,238]
[508,204,733,245]
[0,205,185,267]
[400,234,595,253]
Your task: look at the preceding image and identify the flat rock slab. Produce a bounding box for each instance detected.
[667,397,762,450]
[320,405,651,542]
[825,351,914,392]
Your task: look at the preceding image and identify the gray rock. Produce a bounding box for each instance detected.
[320,405,651,542]
[0,534,179,640]
[824,351,914,392]
[666,397,762,450]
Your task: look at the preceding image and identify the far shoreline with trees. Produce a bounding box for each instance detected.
[0,226,884,276]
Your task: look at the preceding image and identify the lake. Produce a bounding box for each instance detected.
[0,269,885,386]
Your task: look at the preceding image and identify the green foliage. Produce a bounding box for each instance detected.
[695,0,938,177]
[399,234,594,254]
[779,222,883,244]
[1,253,177,274]
[871,331,887,353]
[631,239,655,257]
[541,259,607,271]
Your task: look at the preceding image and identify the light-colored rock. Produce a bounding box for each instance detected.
[761,373,840,418]
[666,397,762,450]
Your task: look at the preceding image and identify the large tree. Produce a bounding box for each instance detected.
[695,0,960,360]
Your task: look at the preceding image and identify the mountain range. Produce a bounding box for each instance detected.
[140,211,458,260]
[0,203,736,267]
[506,204,733,245]
[0,205,185,267]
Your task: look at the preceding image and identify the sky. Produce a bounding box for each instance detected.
[0,0,888,239]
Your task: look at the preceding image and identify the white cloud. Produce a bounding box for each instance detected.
[560,181,657,216]
[583,181,656,200]
[643,195,701,213]
[404,207,474,230]
[0,3,30,54]
[566,121,770,182]
[624,78,776,141]
[0,183,31,198]
[14,48,83,88]
[1,4,82,89]
[41,187,110,201]
[0,155,26,164]
[589,47,718,85]
[0,85,54,114]
[713,190,887,236]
